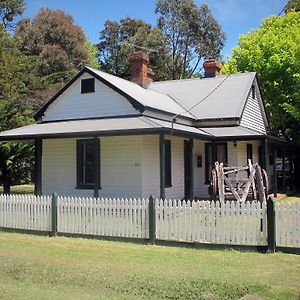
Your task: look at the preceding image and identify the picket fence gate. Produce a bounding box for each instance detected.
[0,194,299,252]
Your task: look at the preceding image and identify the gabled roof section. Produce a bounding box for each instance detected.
[148,72,257,121]
[34,66,194,121]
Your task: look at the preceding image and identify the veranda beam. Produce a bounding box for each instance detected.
[93,137,100,198]
[34,138,42,196]
[261,137,268,170]
[273,146,277,197]
[159,133,165,200]
[189,138,194,200]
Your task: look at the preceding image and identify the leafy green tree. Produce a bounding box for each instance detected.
[0,0,25,29]
[98,17,151,78]
[156,0,225,79]
[285,0,300,13]
[15,8,95,109]
[223,12,300,145]
[0,25,34,193]
[85,38,100,69]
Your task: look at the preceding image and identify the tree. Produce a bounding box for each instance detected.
[223,12,300,145]
[285,0,300,13]
[85,38,100,69]
[156,0,225,79]
[0,0,25,29]
[0,25,34,193]
[98,17,151,78]
[14,8,95,109]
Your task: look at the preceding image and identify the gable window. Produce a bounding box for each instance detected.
[165,140,172,187]
[76,139,100,189]
[205,143,228,184]
[251,85,255,99]
[81,78,95,93]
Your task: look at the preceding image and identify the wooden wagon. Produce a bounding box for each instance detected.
[210,160,269,202]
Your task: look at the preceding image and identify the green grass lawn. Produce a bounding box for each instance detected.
[275,195,300,203]
[0,232,299,300]
[0,184,34,195]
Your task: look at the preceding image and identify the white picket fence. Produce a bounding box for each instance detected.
[0,194,52,231]
[1,194,300,250]
[275,201,300,248]
[156,200,267,246]
[57,197,149,238]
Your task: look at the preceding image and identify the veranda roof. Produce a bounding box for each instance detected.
[201,125,265,140]
[0,116,212,141]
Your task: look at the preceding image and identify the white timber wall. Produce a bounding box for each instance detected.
[141,135,185,199]
[240,80,267,134]
[42,136,142,198]
[141,135,159,198]
[193,140,208,199]
[42,73,137,122]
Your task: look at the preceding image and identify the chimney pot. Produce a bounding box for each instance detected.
[128,51,154,88]
[203,59,222,78]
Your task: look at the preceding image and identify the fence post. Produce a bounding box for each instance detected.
[51,193,58,237]
[148,195,156,244]
[267,196,276,253]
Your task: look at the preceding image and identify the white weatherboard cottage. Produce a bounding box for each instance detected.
[0,52,284,199]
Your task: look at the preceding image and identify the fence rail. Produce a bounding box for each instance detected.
[0,194,299,253]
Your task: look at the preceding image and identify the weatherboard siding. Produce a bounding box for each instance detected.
[42,137,142,198]
[240,93,266,134]
[42,73,137,122]
[141,135,160,198]
[141,135,185,199]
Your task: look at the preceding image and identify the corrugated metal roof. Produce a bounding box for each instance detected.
[200,126,264,138]
[0,117,211,140]
[86,67,194,118]
[148,72,256,120]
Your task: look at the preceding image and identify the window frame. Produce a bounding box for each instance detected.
[76,138,100,189]
[81,78,95,94]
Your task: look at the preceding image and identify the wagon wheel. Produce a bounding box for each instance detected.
[262,168,269,199]
[210,169,218,201]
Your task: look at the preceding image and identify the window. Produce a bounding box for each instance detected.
[251,85,255,99]
[165,140,172,187]
[247,144,253,163]
[76,139,99,189]
[205,143,228,184]
[81,78,95,93]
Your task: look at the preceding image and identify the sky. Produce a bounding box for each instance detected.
[23,0,288,60]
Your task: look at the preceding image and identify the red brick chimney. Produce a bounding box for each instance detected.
[203,59,222,78]
[128,51,155,88]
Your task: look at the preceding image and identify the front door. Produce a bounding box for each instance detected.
[184,140,191,200]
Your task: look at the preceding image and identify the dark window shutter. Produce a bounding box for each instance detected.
[81,78,95,93]
[76,139,100,189]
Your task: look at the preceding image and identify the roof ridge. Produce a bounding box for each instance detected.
[150,71,257,85]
